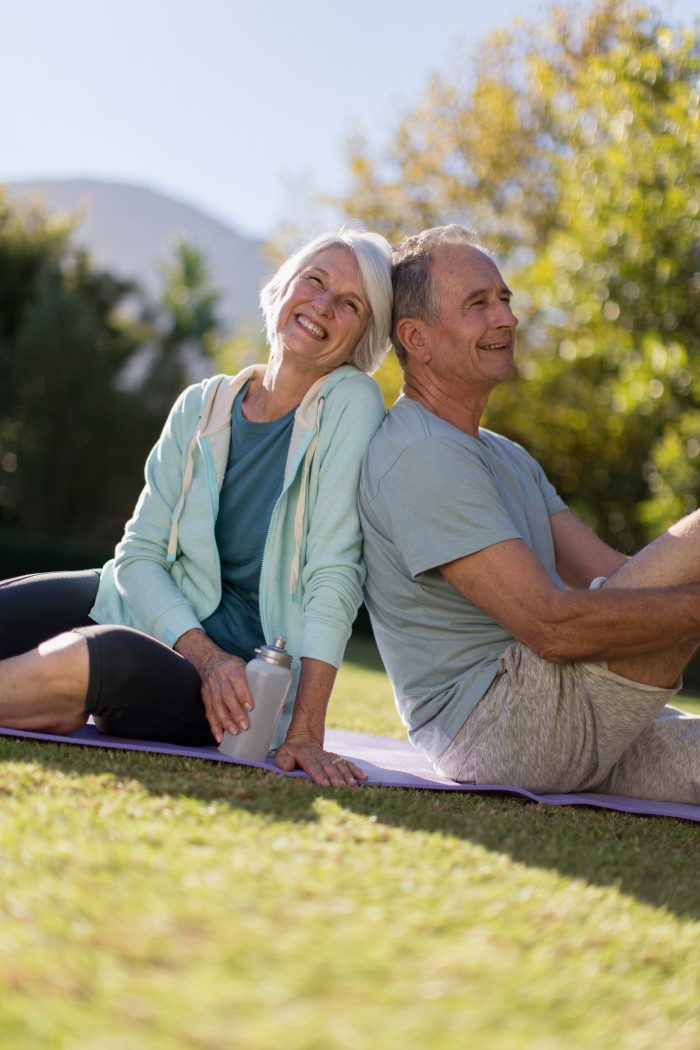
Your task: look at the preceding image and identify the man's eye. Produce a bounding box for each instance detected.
[305,273,322,285]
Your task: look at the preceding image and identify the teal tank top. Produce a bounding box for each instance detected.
[202,382,295,660]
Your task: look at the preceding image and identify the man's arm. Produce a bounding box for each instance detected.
[439,536,700,665]
[549,509,629,588]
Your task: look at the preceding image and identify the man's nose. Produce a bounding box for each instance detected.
[496,300,518,327]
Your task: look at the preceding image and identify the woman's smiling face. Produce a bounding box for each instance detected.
[275,245,370,373]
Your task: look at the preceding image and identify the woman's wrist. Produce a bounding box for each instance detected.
[174,628,219,671]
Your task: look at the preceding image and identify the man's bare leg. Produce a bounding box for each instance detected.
[602,509,700,686]
[606,509,700,590]
[0,632,89,733]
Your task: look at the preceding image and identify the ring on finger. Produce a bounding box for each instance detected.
[331,756,345,765]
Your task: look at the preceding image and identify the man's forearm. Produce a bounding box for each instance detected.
[527,584,700,664]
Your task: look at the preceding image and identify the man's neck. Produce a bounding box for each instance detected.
[401,375,489,439]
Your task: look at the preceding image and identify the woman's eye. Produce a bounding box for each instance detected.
[343,300,359,313]
[305,273,322,285]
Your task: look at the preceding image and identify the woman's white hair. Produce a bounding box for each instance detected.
[259,226,392,374]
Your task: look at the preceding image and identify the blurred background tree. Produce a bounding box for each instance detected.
[335,0,699,551]
[139,237,223,418]
[0,193,229,573]
[1,0,697,579]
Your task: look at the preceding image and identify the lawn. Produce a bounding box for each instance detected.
[1,635,698,1050]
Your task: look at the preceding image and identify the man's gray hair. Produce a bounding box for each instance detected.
[391,225,485,367]
[260,226,393,375]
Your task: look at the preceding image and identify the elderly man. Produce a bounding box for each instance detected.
[359,225,700,802]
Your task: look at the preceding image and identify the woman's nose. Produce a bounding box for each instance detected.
[315,289,334,316]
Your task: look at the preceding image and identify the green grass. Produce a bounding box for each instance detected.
[1,635,699,1050]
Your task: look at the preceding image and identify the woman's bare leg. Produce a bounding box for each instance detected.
[0,632,89,734]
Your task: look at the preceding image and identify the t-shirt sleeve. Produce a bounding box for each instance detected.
[531,456,568,518]
[376,437,522,577]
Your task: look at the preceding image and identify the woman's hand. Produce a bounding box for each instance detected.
[174,628,253,743]
[275,732,368,787]
[274,656,368,786]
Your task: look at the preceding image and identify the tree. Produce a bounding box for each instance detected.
[0,192,73,419]
[0,195,238,575]
[0,192,156,552]
[139,237,223,417]
[10,257,150,540]
[336,0,699,549]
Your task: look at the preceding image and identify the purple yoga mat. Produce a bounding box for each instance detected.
[1,722,698,823]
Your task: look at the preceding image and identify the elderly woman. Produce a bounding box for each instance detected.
[0,226,392,787]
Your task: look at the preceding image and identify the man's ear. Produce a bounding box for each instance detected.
[396,317,431,363]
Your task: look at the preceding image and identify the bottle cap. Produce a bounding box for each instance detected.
[254,635,292,668]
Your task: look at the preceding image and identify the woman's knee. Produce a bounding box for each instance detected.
[79,624,202,714]
[80,625,212,745]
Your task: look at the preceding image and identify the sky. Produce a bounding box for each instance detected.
[2,0,697,241]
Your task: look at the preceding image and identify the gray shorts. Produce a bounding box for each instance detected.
[435,642,700,804]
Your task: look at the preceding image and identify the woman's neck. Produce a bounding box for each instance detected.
[241,355,325,422]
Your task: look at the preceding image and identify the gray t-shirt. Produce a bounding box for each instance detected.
[359,397,567,762]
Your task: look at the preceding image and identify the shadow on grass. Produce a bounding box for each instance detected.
[3,734,699,922]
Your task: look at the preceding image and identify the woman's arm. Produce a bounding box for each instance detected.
[112,381,219,645]
[274,657,367,786]
[272,376,385,785]
[295,375,386,665]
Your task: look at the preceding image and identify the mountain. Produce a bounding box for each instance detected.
[4,178,272,333]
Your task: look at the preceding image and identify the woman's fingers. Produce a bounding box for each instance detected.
[275,742,368,787]
[324,754,368,786]
[201,656,253,741]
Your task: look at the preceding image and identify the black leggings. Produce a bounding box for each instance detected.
[0,571,215,746]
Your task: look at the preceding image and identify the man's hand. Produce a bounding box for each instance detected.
[275,733,368,787]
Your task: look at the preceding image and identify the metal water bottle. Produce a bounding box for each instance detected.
[218,636,293,763]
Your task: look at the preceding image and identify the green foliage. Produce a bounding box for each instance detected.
[0,192,73,351]
[0,193,155,544]
[372,350,404,406]
[337,0,700,548]
[639,411,700,534]
[0,194,231,556]
[139,237,224,418]
[214,317,269,376]
[10,260,145,536]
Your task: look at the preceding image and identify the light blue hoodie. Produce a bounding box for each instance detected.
[90,363,386,746]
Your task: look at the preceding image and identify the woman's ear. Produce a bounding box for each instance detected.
[396,317,432,363]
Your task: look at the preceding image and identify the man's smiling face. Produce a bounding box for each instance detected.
[424,244,519,394]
